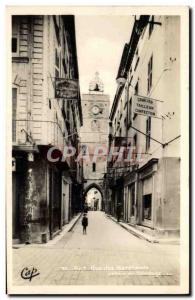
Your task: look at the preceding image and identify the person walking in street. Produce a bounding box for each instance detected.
[116,203,121,222]
[84,203,88,213]
[82,213,88,235]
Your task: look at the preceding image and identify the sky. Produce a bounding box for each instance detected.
[75,16,134,105]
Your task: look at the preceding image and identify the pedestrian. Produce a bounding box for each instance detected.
[82,213,88,235]
[116,203,121,222]
[84,204,88,213]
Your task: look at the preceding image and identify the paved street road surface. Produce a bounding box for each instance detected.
[13,211,179,286]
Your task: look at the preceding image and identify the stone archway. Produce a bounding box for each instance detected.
[83,183,104,211]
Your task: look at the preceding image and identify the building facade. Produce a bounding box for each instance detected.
[12,15,83,244]
[80,73,110,210]
[106,15,180,238]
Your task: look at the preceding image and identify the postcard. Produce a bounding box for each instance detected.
[6,5,189,295]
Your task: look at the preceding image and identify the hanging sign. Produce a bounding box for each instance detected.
[133,95,158,117]
[55,78,78,99]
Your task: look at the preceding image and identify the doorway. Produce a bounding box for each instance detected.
[143,194,152,220]
[12,172,20,239]
[85,187,102,211]
[49,168,62,239]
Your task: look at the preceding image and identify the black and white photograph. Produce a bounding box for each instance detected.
[6,6,189,295]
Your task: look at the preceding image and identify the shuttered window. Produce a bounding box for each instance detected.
[147,55,153,93]
[128,97,132,126]
[12,16,19,55]
[12,37,17,53]
[149,16,154,38]
[146,116,151,151]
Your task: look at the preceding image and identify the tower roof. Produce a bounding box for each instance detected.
[89,72,104,93]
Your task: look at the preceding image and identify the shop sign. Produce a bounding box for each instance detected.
[55,78,78,99]
[133,95,158,117]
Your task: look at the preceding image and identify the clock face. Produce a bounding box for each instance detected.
[91,105,100,115]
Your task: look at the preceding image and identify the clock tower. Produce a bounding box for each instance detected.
[80,72,110,209]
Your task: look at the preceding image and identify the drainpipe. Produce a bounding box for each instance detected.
[22,17,34,243]
[27,16,33,138]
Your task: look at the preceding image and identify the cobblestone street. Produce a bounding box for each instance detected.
[12,211,179,286]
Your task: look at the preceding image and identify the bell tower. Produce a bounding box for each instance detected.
[89,71,104,93]
[80,73,110,209]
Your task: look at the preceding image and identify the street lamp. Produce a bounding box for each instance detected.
[116,76,127,86]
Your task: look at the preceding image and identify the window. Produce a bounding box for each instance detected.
[117,110,119,121]
[143,194,152,220]
[135,81,139,95]
[12,37,17,53]
[120,99,122,119]
[49,99,52,109]
[117,111,120,130]
[149,16,154,38]
[55,48,60,79]
[62,58,67,75]
[53,16,60,45]
[129,75,133,86]
[133,134,137,147]
[12,88,17,142]
[134,48,140,71]
[146,116,151,151]
[130,184,135,217]
[141,25,147,39]
[55,49,59,68]
[66,100,70,121]
[133,134,137,161]
[133,82,139,120]
[119,128,122,137]
[81,144,87,155]
[128,97,132,126]
[147,55,153,93]
[130,67,132,74]
[92,163,96,172]
[12,16,19,55]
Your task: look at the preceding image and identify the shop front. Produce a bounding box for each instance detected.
[141,175,154,228]
[137,159,158,229]
[124,171,137,225]
[136,157,180,237]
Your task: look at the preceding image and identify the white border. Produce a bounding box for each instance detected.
[3,4,190,297]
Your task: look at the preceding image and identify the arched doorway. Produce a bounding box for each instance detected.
[83,184,103,211]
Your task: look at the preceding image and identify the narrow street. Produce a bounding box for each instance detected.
[13,211,179,286]
[9,12,188,295]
